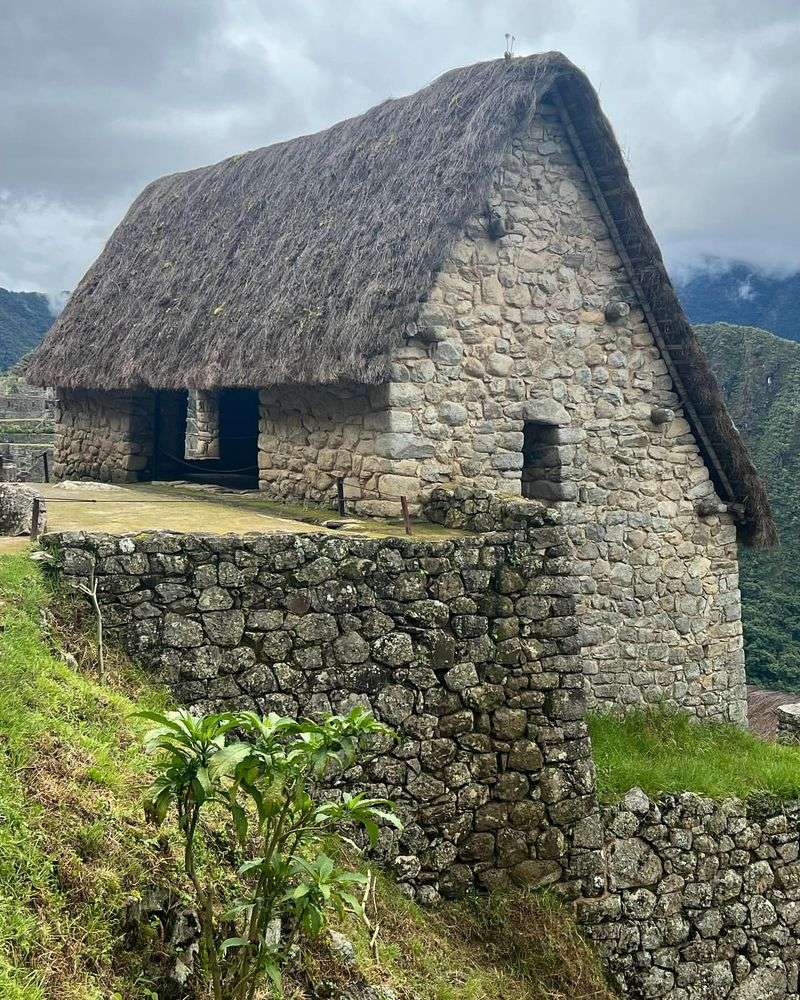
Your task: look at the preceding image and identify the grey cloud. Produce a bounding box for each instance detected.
[1,0,798,293]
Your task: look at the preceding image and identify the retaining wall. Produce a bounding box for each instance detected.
[0,442,53,482]
[41,488,800,998]
[43,495,604,900]
[582,789,800,999]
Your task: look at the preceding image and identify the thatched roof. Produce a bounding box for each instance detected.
[28,51,775,546]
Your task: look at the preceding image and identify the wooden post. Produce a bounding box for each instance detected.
[31,497,41,539]
[0,455,4,481]
[400,496,412,536]
[42,451,50,483]
[336,477,346,517]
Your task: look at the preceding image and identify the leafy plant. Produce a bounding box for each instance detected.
[139,705,400,1000]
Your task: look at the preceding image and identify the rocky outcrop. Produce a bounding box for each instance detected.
[0,482,45,535]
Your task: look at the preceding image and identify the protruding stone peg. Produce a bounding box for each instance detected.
[651,407,675,425]
[604,300,630,323]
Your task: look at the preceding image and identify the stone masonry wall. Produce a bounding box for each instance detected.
[580,788,800,1000]
[0,442,53,482]
[54,389,154,483]
[185,389,220,461]
[257,382,435,517]
[43,495,604,900]
[248,100,745,723]
[385,99,745,723]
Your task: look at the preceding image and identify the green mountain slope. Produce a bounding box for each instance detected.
[0,289,54,371]
[696,322,800,691]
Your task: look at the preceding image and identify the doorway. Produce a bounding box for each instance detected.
[153,388,260,488]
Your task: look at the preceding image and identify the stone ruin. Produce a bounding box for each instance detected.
[40,487,800,998]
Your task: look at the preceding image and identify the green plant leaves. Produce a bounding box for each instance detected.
[140,706,402,1000]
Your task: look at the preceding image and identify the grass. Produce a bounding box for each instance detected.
[36,481,469,540]
[0,548,616,999]
[0,549,176,999]
[317,876,615,1000]
[0,421,53,434]
[590,707,800,802]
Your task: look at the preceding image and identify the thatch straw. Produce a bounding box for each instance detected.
[29,54,562,390]
[27,51,774,546]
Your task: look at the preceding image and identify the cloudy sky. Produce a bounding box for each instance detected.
[1,0,798,295]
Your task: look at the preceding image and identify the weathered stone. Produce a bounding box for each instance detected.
[0,483,45,535]
[610,837,663,889]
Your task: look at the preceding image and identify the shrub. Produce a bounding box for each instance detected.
[139,706,401,1000]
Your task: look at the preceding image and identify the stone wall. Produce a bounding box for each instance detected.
[0,390,54,419]
[0,442,53,482]
[246,101,746,723]
[581,788,800,1000]
[43,496,603,900]
[390,100,745,723]
[258,382,433,517]
[54,389,154,482]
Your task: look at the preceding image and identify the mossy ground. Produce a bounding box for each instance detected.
[590,707,800,802]
[37,481,467,540]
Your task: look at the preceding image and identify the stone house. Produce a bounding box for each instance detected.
[28,52,774,722]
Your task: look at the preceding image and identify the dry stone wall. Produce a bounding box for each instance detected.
[0,443,53,482]
[43,495,604,900]
[257,382,432,517]
[185,390,220,460]
[54,388,154,482]
[581,789,800,1000]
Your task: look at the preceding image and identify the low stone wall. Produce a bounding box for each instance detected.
[777,705,800,745]
[0,391,54,419]
[0,442,53,482]
[581,788,800,999]
[43,497,603,900]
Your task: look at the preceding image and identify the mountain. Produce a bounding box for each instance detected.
[695,322,800,691]
[0,288,55,371]
[677,264,800,343]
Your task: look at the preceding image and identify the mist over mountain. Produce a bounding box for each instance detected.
[696,322,800,692]
[677,263,800,343]
[0,288,56,371]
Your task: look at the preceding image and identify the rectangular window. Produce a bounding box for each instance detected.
[522,421,566,501]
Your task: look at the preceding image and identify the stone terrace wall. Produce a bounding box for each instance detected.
[43,497,604,900]
[581,789,800,999]
[0,442,53,482]
[54,389,153,483]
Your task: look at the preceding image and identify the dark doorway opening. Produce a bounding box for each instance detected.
[153,388,259,489]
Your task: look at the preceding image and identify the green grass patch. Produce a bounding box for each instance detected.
[590,707,800,801]
[0,550,175,999]
[318,877,614,1000]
